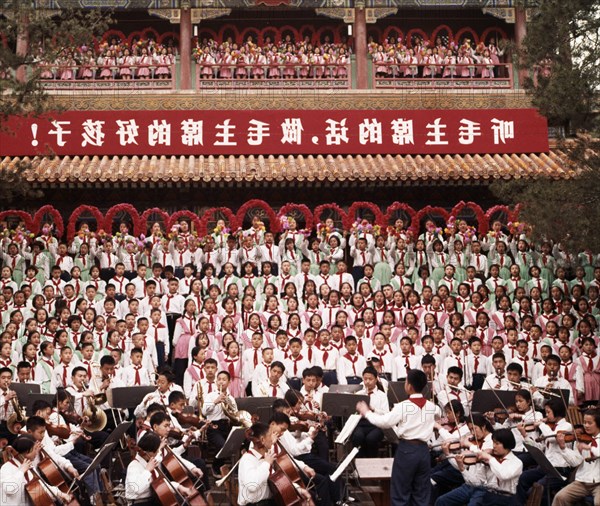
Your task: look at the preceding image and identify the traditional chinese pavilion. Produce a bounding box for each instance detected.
[0,0,574,219]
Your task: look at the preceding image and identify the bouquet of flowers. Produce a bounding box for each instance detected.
[213,222,231,237]
[444,216,457,236]
[462,225,477,244]
[507,221,531,236]
[168,224,181,240]
[352,219,374,235]
[96,229,112,245]
[280,216,292,231]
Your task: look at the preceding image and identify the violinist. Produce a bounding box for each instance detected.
[0,366,17,444]
[432,413,494,503]
[0,435,74,506]
[436,367,472,416]
[125,432,193,506]
[516,398,573,505]
[352,366,389,458]
[430,401,470,499]
[436,428,523,506]
[149,410,210,493]
[553,408,600,505]
[33,399,103,494]
[269,412,341,506]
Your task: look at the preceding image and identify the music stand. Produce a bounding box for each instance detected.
[103,421,133,447]
[471,390,516,414]
[73,442,116,493]
[524,442,566,504]
[106,386,156,409]
[216,426,247,460]
[25,393,55,416]
[235,397,275,418]
[387,381,432,406]
[322,393,368,418]
[544,389,571,404]
[328,384,362,394]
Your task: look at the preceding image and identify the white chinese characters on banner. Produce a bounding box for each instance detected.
[21,114,527,153]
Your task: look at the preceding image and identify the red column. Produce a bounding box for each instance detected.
[16,12,30,83]
[180,8,192,89]
[354,8,368,89]
[514,7,527,88]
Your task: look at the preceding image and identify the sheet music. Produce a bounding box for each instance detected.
[335,413,361,445]
[330,446,360,481]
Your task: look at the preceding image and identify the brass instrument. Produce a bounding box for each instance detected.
[90,363,108,405]
[82,383,107,432]
[196,381,204,418]
[219,386,252,428]
[7,393,27,434]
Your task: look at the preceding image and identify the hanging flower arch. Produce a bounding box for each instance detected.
[200,207,238,237]
[345,201,384,230]
[411,206,450,236]
[510,204,523,223]
[450,201,487,234]
[277,203,314,233]
[235,199,278,231]
[140,207,171,236]
[67,205,104,241]
[167,210,202,235]
[32,205,64,238]
[485,205,512,231]
[0,211,33,232]
[313,203,347,230]
[104,204,142,236]
[384,202,417,228]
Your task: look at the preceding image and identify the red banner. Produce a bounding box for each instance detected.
[0,108,548,157]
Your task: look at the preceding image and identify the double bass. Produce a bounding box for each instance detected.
[268,445,315,506]
[161,446,207,506]
[36,450,80,506]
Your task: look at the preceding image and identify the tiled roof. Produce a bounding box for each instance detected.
[0,151,576,187]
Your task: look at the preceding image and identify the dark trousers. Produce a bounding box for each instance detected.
[514,450,537,469]
[100,268,115,282]
[311,431,330,461]
[352,266,365,287]
[351,418,384,458]
[391,440,431,506]
[165,313,181,363]
[184,453,211,492]
[437,485,515,506]
[173,358,188,386]
[64,449,100,494]
[516,466,571,506]
[322,371,338,387]
[471,373,486,391]
[0,421,17,445]
[206,419,230,473]
[431,460,464,503]
[156,342,166,368]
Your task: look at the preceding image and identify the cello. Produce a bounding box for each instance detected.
[136,447,181,506]
[160,445,208,506]
[36,450,80,506]
[268,444,316,506]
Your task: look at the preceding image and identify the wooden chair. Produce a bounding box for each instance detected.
[567,405,584,427]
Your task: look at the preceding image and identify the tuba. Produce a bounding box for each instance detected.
[219,387,252,428]
[7,394,27,434]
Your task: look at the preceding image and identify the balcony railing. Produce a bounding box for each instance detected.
[372,62,513,89]
[196,63,351,90]
[39,64,176,90]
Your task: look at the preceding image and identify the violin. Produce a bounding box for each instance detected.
[46,423,71,440]
[443,453,480,466]
[60,409,83,426]
[173,411,210,431]
[160,446,207,506]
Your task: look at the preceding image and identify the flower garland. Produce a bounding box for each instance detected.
[67,205,104,241]
[313,203,347,232]
[411,206,450,237]
[345,201,384,231]
[167,210,202,236]
[140,207,170,236]
[104,203,142,237]
[277,203,314,234]
[384,202,416,230]
[235,199,278,232]
[450,201,487,235]
[199,207,238,237]
[485,205,512,231]
[32,205,64,238]
[0,211,33,234]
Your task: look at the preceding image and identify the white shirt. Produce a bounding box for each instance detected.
[237,448,272,506]
[336,353,367,384]
[357,387,390,415]
[1,458,61,506]
[462,450,522,494]
[365,394,436,440]
[253,379,289,398]
[562,434,600,484]
[122,364,152,386]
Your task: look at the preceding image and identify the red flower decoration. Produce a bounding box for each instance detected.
[199,207,238,237]
[384,202,416,229]
[168,210,202,234]
[313,203,347,230]
[0,211,33,232]
[277,203,314,232]
[450,201,487,235]
[104,204,142,237]
[510,204,523,223]
[345,202,384,230]
[67,205,104,241]
[235,199,277,232]
[140,208,171,235]
[411,206,450,236]
[32,205,64,238]
[485,205,512,231]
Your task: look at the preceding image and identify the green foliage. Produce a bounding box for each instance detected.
[0,5,111,205]
[493,0,600,252]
